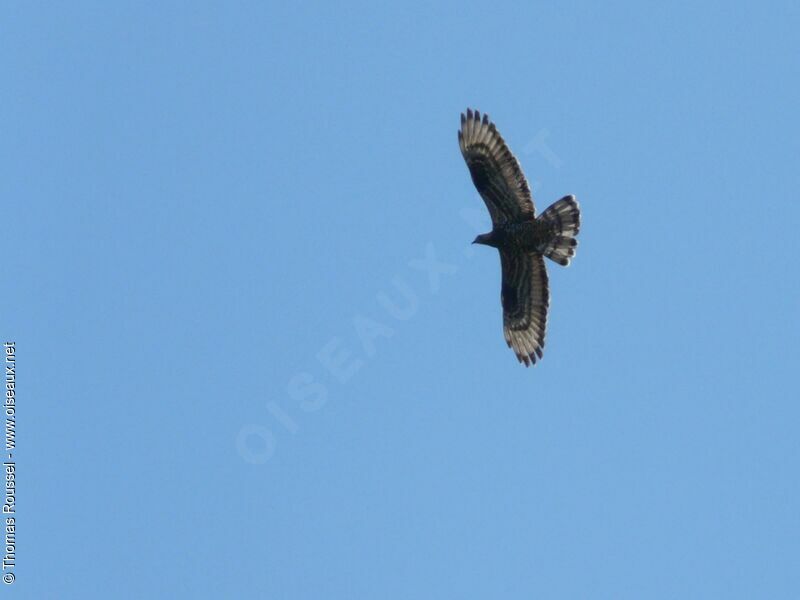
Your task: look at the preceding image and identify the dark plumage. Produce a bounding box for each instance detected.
[458,108,581,366]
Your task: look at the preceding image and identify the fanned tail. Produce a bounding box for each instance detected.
[538,195,580,266]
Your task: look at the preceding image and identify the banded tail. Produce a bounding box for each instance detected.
[538,195,581,266]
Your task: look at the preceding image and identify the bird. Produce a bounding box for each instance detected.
[458,108,580,366]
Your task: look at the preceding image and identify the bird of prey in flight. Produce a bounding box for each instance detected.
[458,108,580,366]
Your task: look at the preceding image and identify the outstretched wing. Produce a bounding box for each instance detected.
[458,108,535,225]
[500,250,550,366]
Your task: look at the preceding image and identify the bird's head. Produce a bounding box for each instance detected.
[472,232,499,248]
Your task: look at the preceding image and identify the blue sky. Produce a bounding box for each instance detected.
[3,1,800,598]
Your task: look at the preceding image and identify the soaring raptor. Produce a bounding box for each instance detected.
[458,108,580,366]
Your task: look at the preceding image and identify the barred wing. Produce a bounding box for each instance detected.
[500,250,550,366]
[458,108,535,225]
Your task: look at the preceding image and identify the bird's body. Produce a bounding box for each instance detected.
[473,219,558,252]
[458,108,581,366]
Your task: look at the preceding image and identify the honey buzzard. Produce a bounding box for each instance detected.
[458,108,580,366]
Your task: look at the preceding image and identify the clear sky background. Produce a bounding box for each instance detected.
[3,2,800,598]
